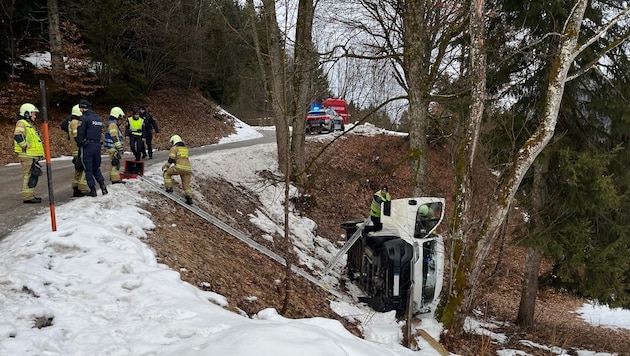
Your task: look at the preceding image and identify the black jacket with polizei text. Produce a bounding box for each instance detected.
[76,109,104,146]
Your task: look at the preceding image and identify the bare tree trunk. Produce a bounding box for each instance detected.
[404,0,431,197]
[290,0,315,185]
[438,0,486,330]
[281,137,293,314]
[257,0,294,313]
[260,0,290,174]
[245,0,270,103]
[517,247,543,326]
[47,0,64,83]
[516,157,548,327]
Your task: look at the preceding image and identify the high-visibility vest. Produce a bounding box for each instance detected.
[128,117,144,136]
[14,119,44,157]
[370,190,391,217]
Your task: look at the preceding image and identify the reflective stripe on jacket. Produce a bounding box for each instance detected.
[168,145,192,172]
[104,118,124,150]
[13,119,44,157]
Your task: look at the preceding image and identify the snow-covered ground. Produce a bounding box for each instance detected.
[1,119,628,356]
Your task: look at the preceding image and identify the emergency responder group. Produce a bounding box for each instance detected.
[13,102,192,205]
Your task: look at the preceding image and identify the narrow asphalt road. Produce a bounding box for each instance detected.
[0,131,275,240]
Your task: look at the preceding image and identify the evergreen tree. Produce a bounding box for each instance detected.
[483,0,630,308]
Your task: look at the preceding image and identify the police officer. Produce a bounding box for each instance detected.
[13,103,44,203]
[139,105,159,159]
[76,100,108,197]
[67,104,89,197]
[364,185,392,233]
[126,109,144,161]
[162,135,193,205]
[105,107,126,184]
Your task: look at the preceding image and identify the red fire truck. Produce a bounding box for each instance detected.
[322,98,348,124]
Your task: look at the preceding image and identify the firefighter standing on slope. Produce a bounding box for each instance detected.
[162,134,193,205]
[76,100,108,197]
[105,107,126,184]
[126,109,144,161]
[67,104,89,197]
[13,103,44,203]
[364,185,392,233]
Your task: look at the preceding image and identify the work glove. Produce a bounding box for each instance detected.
[113,150,122,160]
[73,156,84,172]
[30,160,43,177]
[28,160,42,188]
[111,156,120,167]
[162,163,169,172]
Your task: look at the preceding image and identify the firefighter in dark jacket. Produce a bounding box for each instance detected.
[105,107,126,184]
[162,135,193,205]
[76,100,108,197]
[13,103,44,203]
[68,104,89,197]
[126,109,144,161]
[139,105,159,159]
[364,185,391,233]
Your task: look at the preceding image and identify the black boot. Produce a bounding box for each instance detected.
[23,197,42,204]
[185,196,193,205]
[73,187,85,197]
[87,187,97,197]
[99,181,108,195]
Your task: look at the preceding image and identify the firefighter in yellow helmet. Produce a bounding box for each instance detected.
[105,107,126,184]
[67,104,89,197]
[13,103,44,203]
[162,134,193,205]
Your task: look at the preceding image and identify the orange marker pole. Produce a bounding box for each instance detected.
[39,80,57,231]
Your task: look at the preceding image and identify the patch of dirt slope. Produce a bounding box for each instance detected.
[142,178,362,337]
[3,88,628,354]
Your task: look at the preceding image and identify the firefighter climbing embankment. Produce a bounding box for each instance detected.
[162,134,193,205]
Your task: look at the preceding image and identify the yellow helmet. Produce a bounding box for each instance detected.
[169,135,182,146]
[110,106,125,119]
[19,103,39,119]
[71,104,82,117]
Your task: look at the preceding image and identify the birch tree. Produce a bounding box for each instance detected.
[440,0,630,330]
